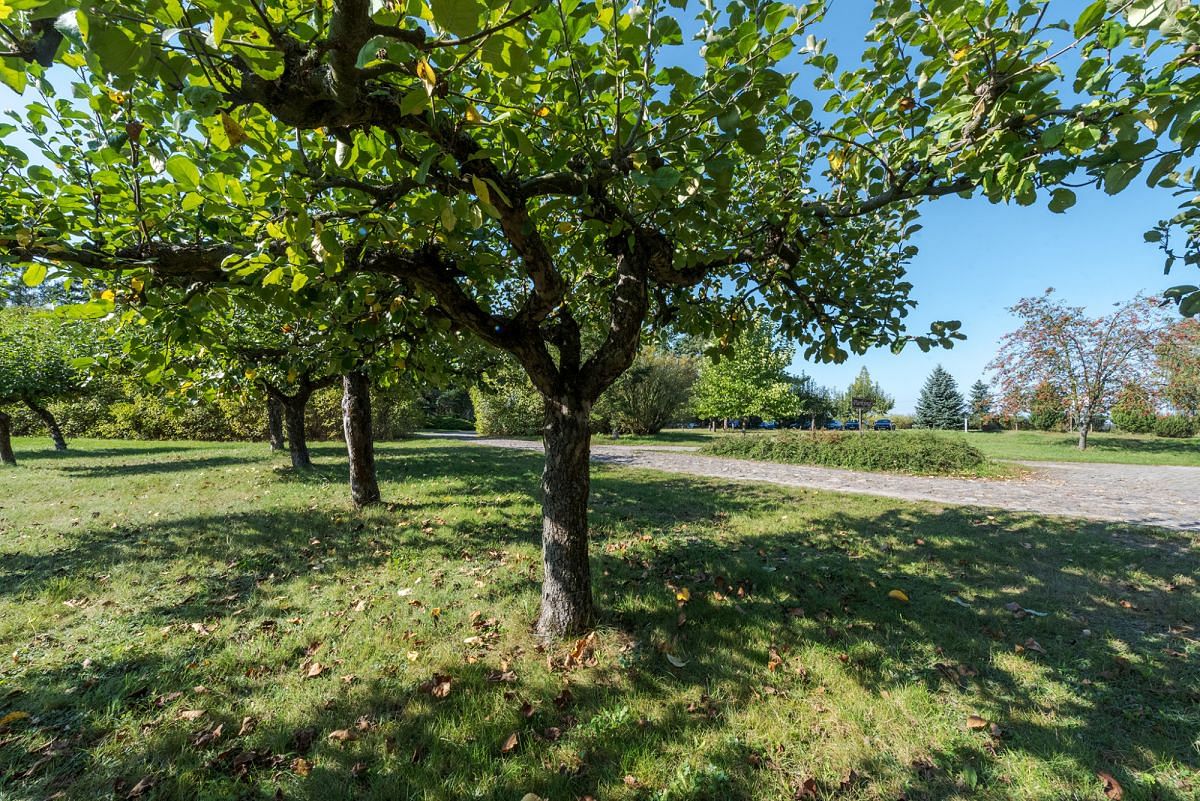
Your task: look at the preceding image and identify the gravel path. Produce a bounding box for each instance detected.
[421,433,1200,531]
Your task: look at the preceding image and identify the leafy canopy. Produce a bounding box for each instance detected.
[0,0,1196,400]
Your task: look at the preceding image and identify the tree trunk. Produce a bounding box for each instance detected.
[342,371,380,508]
[25,399,67,450]
[536,397,595,639]
[267,397,285,452]
[0,412,15,466]
[1077,411,1091,450]
[283,394,313,469]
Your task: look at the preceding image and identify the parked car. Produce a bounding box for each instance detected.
[873,418,894,431]
[843,420,860,431]
[823,419,843,430]
[760,421,779,430]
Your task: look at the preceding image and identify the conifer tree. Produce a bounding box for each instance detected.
[968,380,993,426]
[915,366,965,430]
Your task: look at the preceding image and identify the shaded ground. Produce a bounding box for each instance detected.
[0,438,1197,801]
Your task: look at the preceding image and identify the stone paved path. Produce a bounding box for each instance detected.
[422,433,1200,531]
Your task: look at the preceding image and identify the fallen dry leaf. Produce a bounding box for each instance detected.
[1022,638,1047,655]
[966,715,989,730]
[500,731,519,754]
[179,709,206,722]
[126,776,156,798]
[306,662,325,679]
[794,776,819,798]
[237,716,256,737]
[328,729,357,743]
[887,589,909,603]
[291,757,312,776]
[191,723,224,748]
[1098,771,1123,800]
[767,648,783,672]
[0,711,30,730]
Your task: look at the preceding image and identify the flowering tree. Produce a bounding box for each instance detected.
[990,292,1167,448]
[1156,318,1200,418]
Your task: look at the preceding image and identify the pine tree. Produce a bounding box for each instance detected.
[915,366,966,429]
[968,380,993,426]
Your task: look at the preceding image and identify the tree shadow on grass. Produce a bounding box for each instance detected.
[1,443,1196,799]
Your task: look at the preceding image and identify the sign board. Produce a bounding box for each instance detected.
[850,397,872,411]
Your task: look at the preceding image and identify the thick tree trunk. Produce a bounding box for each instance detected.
[1077,415,1090,450]
[536,397,595,639]
[342,371,380,508]
[25,399,66,450]
[267,397,285,452]
[283,394,313,469]
[0,412,15,466]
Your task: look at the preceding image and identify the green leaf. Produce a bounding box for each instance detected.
[261,266,284,286]
[1073,0,1107,38]
[0,59,28,94]
[22,263,48,287]
[165,154,200,190]
[429,0,485,38]
[1047,188,1076,213]
[291,271,309,292]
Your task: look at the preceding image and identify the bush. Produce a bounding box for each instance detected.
[700,430,987,475]
[425,415,475,431]
[1110,383,1157,433]
[1154,415,1196,439]
[594,349,697,434]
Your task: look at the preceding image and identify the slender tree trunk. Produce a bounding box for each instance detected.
[24,399,66,450]
[283,394,313,469]
[1077,406,1091,450]
[267,397,285,452]
[0,412,15,466]
[536,396,595,639]
[342,371,380,508]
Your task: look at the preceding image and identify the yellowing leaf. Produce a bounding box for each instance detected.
[465,103,483,124]
[470,175,490,205]
[535,106,550,118]
[100,289,116,302]
[675,588,690,602]
[220,111,249,147]
[416,59,436,92]
[887,589,909,602]
[0,711,29,729]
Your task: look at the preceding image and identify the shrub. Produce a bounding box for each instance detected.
[1110,383,1156,433]
[1029,381,1066,431]
[1154,415,1195,439]
[594,349,697,434]
[425,415,475,431]
[701,430,987,475]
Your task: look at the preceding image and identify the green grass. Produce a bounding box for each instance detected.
[928,429,1200,467]
[0,438,1197,800]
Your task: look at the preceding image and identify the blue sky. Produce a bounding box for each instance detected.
[0,2,1187,412]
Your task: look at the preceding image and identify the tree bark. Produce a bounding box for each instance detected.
[282,393,313,469]
[342,371,380,507]
[24,399,66,450]
[535,397,595,639]
[0,412,15,466]
[1077,406,1091,450]
[267,397,285,452]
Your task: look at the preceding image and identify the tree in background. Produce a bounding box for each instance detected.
[789,373,837,428]
[1028,380,1068,432]
[692,320,800,428]
[990,292,1167,449]
[1110,383,1157,434]
[3,2,1199,636]
[915,365,965,429]
[1156,319,1200,418]
[835,367,894,418]
[0,308,86,461]
[596,350,697,435]
[968,380,993,428]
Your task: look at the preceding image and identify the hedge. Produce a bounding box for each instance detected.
[701,430,988,475]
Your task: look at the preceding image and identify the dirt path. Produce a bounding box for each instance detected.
[422,433,1200,531]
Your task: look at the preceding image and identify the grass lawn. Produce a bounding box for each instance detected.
[929,430,1200,467]
[0,438,1197,800]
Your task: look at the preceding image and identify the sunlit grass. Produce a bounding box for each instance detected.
[0,437,1196,800]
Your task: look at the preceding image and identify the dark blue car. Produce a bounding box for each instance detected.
[873,418,894,431]
[843,420,860,431]
[823,419,843,430]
